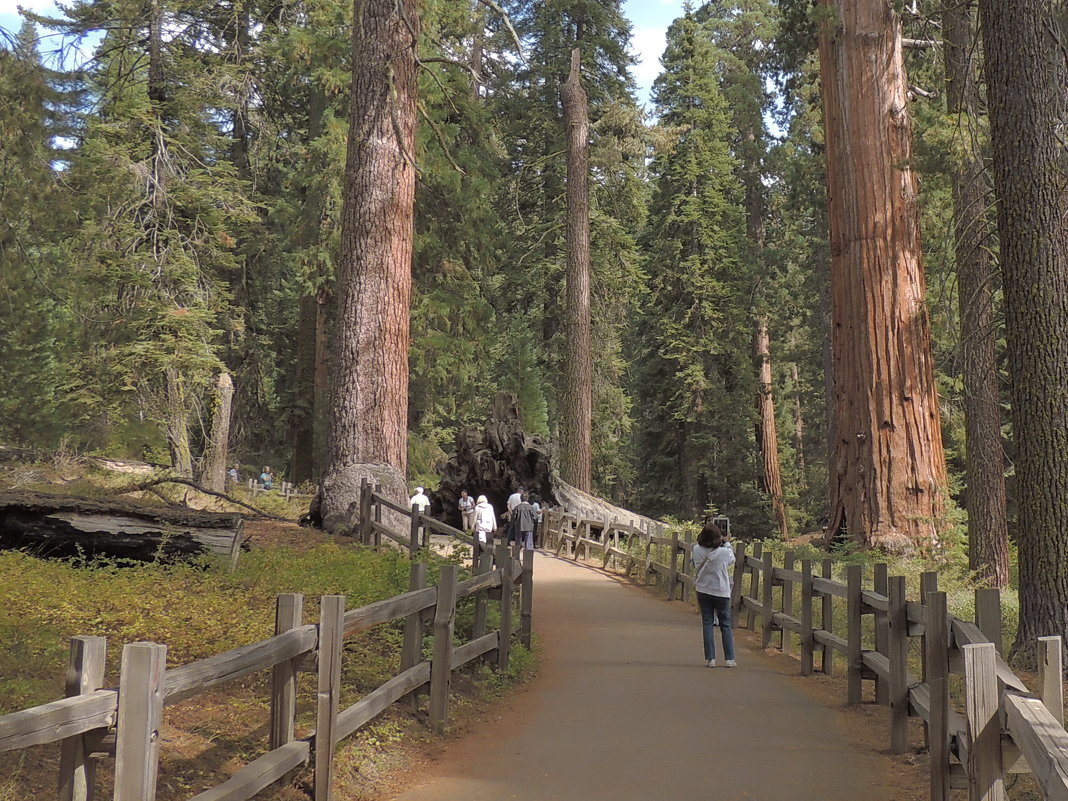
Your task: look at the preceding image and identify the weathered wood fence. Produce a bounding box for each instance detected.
[0,495,533,801]
[543,509,1068,801]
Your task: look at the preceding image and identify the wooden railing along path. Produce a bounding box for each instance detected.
[543,508,1068,801]
[0,491,533,801]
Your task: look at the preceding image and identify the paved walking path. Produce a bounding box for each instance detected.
[393,551,901,801]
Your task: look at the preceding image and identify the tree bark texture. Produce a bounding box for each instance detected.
[754,319,790,539]
[978,0,1068,660]
[817,0,948,552]
[942,1,1009,588]
[791,362,807,488]
[320,0,418,526]
[559,47,593,492]
[200,371,234,493]
[164,367,194,478]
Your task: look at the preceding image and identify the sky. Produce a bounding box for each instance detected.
[0,0,681,105]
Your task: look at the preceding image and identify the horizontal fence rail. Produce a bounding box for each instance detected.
[1,496,533,801]
[541,508,1068,801]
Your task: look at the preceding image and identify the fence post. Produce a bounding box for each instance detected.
[58,636,107,801]
[113,642,167,801]
[496,544,513,672]
[847,564,862,704]
[668,529,679,601]
[781,551,795,653]
[402,564,428,707]
[888,576,910,755]
[520,546,534,648]
[747,541,762,630]
[926,590,950,800]
[270,594,304,750]
[800,559,814,676]
[409,505,421,553]
[761,550,776,648]
[373,484,383,546]
[1038,636,1064,727]
[359,478,372,545]
[473,551,492,641]
[430,565,458,734]
[920,570,939,749]
[873,562,889,706]
[730,542,747,617]
[315,595,345,801]
[975,588,1003,656]
[821,558,834,675]
[963,643,1006,801]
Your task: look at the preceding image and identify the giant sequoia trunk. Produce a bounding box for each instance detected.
[754,319,790,540]
[978,0,1068,661]
[942,2,1009,588]
[818,0,948,552]
[318,0,418,530]
[559,47,593,492]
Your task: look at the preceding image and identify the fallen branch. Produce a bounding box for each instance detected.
[106,476,297,522]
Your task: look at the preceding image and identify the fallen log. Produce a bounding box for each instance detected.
[0,492,245,568]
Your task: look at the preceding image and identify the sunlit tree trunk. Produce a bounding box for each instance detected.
[791,362,807,488]
[978,0,1068,663]
[817,0,948,552]
[201,371,234,492]
[754,319,790,539]
[559,47,593,491]
[942,0,1009,588]
[164,367,194,477]
[319,0,417,525]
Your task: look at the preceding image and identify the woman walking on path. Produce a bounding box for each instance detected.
[473,494,497,549]
[690,522,736,668]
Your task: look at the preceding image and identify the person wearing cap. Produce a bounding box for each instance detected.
[473,495,497,546]
[409,486,430,514]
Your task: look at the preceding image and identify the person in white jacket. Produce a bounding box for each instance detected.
[473,495,497,546]
[689,521,736,668]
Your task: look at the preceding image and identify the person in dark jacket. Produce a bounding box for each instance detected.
[514,492,537,550]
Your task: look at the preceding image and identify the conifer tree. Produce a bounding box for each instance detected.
[632,9,759,522]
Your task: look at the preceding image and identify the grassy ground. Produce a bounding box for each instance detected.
[0,460,535,801]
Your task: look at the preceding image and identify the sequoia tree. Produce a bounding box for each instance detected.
[978,0,1068,660]
[817,0,948,551]
[559,47,594,492]
[318,0,418,528]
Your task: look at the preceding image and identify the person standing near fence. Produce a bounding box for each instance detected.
[506,485,523,544]
[689,522,736,668]
[409,486,430,513]
[514,492,537,550]
[458,489,476,532]
[474,494,497,549]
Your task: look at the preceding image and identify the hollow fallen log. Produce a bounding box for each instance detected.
[0,492,244,567]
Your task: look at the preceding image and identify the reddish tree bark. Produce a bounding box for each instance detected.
[942,0,1009,588]
[978,0,1068,662]
[319,0,417,522]
[754,319,790,540]
[817,0,948,552]
[559,47,593,492]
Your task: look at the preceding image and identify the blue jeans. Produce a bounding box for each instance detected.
[696,592,735,661]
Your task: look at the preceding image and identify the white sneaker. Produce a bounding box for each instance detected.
[724,659,737,668]
[706,659,716,668]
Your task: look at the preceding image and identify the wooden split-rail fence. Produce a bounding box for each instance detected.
[0,488,533,801]
[544,508,1068,801]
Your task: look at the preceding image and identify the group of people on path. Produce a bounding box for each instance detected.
[410,485,544,551]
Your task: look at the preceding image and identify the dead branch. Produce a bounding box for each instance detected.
[106,476,297,521]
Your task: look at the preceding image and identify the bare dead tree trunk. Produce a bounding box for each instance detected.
[559,47,593,492]
[319,0,418,527]
[978,0,1068,663]
[754,319,790,539]
[942,0,1010,588]
[201,371,234,492]
[817,0,948,552]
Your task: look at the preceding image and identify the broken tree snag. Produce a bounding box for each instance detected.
[0,493,244,567]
